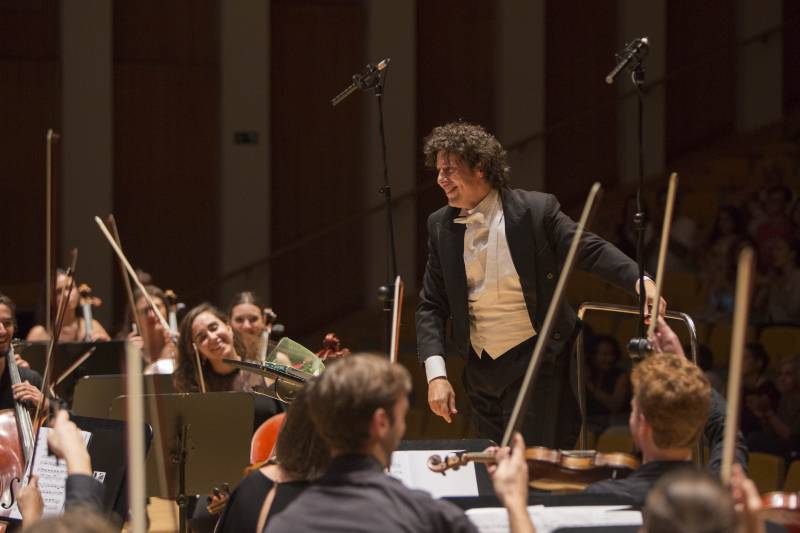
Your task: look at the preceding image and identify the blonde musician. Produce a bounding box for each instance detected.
[227,291,270,360]
[0,294,47,412]
[26,270,110,343]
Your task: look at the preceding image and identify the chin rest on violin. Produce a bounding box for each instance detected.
[428,447,640,492]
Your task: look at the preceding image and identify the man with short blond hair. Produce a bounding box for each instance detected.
[584,351,711,505]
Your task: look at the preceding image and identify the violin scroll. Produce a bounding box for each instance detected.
[426,451,470,475]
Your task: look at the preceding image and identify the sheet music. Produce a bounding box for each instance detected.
[0,426,92,520]
[466,505,642,533]
[389,450,479,499]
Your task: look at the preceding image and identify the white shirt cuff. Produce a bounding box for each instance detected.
[424,355,447,382]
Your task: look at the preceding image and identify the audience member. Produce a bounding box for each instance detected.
[585,334,631,433]
[746,354,800,460]
[740,342,780,436]
[754,236,800,324]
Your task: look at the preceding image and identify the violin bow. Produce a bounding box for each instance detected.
[94,217,172,333]
[645,173,678,340]
[106,214,145,339]
[720,247,755,485]
[501,183,603,447]
[28,248,78,476]
[389,275,404,364]
[44,129,60,336]
[95,215,169,523]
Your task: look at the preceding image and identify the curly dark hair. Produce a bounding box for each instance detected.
[423,122,510,188]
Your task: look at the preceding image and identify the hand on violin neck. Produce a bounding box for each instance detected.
[489,433,529,511]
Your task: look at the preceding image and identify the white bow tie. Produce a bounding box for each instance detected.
[454,212,485,225]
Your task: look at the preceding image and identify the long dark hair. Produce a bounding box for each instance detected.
[173,303,247,393]
[273,381,330,479]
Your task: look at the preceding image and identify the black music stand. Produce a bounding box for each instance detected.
[70,415,153,524]
[21,341,127,403]
[109,392,254,533]
[72,374,176,419]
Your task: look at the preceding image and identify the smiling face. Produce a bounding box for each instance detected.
[435,151,491,210]
[191,311,235,362]
[230,303,264,338]
[0,303,14,353]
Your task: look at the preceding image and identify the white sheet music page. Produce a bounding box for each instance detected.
[0,426,92,520]
[466,505,642,533]
[389,450,479,499]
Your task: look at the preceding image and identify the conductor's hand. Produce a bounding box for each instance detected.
[636,277,667,322]
[428,378,457,423]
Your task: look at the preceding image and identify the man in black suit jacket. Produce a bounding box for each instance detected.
[416,122,660,448]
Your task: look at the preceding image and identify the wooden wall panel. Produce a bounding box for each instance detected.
[415,0,496,284]
[544,0,617,207]
[784,0,800,113]
[0,1,60,313]
[270,0,365,334]
[113,1,219,317]
[666,0,735,162]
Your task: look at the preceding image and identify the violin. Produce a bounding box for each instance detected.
[428,447,640,492]
[315,333,350,362]
[761,491,800,531]
[78,283,102,342]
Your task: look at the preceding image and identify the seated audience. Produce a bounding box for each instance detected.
[754,236,800,324]
[746,354,800,460]
[739,342,780,436]
[268,353,481,533]
[585,334,631,433]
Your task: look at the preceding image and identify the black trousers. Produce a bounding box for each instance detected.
[462,335,581,449]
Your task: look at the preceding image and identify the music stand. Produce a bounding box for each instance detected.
[72,374,176,419]
[109,392,254,533]
[21,340,127,403]
[70,415,153,523]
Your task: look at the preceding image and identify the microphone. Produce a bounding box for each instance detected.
[605,38,648,85]
[331,58,391,106]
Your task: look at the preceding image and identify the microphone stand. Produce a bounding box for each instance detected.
[331,62,398,355]
[612,44,650,359]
